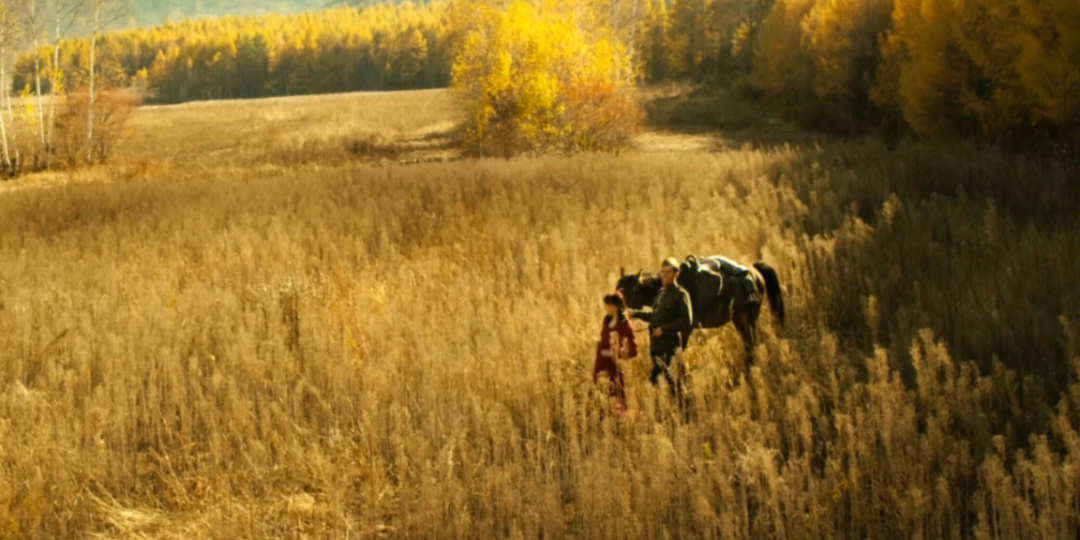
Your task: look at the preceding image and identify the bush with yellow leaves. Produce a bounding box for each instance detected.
[452,0,641,155]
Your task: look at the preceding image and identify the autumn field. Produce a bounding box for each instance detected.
[1,89,1078,538]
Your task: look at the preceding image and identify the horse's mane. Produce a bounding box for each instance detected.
[637,273,663,302]
[639,273,662,290]
[616,272,664,309]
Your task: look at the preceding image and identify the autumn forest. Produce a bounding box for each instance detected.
[8,0,1079,144]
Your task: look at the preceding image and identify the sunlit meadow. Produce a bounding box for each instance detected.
[0,90,1077,538]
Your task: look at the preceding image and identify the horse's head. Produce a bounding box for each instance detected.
[615,268,661,309]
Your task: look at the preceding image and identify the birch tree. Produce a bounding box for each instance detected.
[22,0,46,166]
[46,0,82,156]
[0,0,25,175]
[84,0,123,163]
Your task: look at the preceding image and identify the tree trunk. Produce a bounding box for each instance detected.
[4,60,18,172]
[0,57,11,174]
[87,3,99,164]
[32,0,48,165]
[48,2,61,149]
[0,0,9,173]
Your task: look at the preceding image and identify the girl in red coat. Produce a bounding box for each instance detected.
[595,293,638,413]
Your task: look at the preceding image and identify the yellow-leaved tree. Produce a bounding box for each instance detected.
[876,0,1004,137]
[802,0,892,123]
[751,0,893,132]
[876,0,1080,143]
[452,0,640,156]
[1002,0,1080,140]
[750,0,814,97]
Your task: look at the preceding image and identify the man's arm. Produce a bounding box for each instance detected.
[629,308,654,323]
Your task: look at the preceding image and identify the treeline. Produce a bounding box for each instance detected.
[634,0,1080,143]
[14,0,1079,143]
[14,2,453,103]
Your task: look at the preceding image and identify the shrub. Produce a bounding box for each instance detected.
[51,88,139,166]
[452,0,640,156]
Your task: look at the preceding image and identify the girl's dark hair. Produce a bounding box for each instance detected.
[603,294,626,322]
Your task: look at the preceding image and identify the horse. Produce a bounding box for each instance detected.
[615,257,785,359]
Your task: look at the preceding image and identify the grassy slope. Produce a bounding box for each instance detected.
[0,89,1078,538]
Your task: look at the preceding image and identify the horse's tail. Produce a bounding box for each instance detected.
[753,262,785,325]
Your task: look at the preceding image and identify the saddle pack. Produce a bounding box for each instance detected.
[679,255,724,317]
[679,255,761,320]
[710,256,751,279]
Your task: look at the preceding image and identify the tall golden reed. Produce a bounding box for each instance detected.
[0,92,1077,538]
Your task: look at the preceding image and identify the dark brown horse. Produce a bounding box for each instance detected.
[616,257,784,357]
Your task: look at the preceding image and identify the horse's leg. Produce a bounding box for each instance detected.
[734,303,761,369]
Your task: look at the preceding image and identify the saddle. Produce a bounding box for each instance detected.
[679,255,724,318]
[679,255,760,320]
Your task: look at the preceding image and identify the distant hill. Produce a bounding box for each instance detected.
[121,0,378,28]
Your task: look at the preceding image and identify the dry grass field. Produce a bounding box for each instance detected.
[1,89,1078,538]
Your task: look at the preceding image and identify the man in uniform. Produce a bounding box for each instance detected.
[627,257,693,396]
